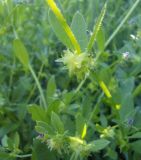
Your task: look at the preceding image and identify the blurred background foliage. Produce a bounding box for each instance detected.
[0,0,141,160]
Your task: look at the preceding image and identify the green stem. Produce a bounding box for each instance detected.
[105,0,141,48]
[28,64,47,109]
[88,93,104,123]
[74,74,88,94]
[8,56,16,99]
[15,154,32,158]
[26,63,44,103]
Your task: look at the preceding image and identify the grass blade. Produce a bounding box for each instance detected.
[87,3,107,53]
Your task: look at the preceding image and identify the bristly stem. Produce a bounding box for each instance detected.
[46,0,81,54]
[105,0,141,48]
[87,3,107,53]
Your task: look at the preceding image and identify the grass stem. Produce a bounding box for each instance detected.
[105,0,141,48]
[29,64,47,109]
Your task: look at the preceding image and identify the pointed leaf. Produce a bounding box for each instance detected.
[96,28,105,52]
[90,139,110,152]
[32,139,57,160]
[51,112,64,134]
[13,39,29,69]
[131,140,141,154]
[129,132,141,139]
[28,104,48,122]
[71,11,88,52]
[76,113,85,137]
[13,132,20,149]
[46,76,56,104]
[36,121,54,134]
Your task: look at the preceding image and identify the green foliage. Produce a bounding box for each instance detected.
[1,0,141,160]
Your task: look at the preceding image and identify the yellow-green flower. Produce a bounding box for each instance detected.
[56,50,94,79]
[47,134,66,154]
[100,126,115,139]
[69,136,91,157]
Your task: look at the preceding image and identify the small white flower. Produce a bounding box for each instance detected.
[122,52,130,60]
[130,34,138,40]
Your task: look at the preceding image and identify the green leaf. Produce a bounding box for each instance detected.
[32,139,57,160]
[106,147,118,160]
[87,3,107,52]
[90,139,110,152]
[0,151,15,160]
[51,112,64,134]
[28,104,48,122]
[35,126,48,135]
[130,63,141,76]
[120,77,135,93]
[62,91,74,105]
[100,114,108,127]
[129,132,141,139]
[131,140,141,154]
[75,113,85,137]
[13,39,29,69]
[119,94,134,121]
[13,132,20,149]
[0,123,19,138]
[96,28,105,52]
[46,76,56,104]
[48,10,73,50]
[71,11,88,52]
[133,83,141,97]
[134,108,141,128]
[118,77,135,121]
[4,132,20,152]
[1,135,8,147]
[36,121,54,135]
[47,100,61,116]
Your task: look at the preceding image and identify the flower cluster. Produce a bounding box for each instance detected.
[47,134,66,154]
[56,50,94,79]
[69,136,92,157]
[100,126,115,139]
